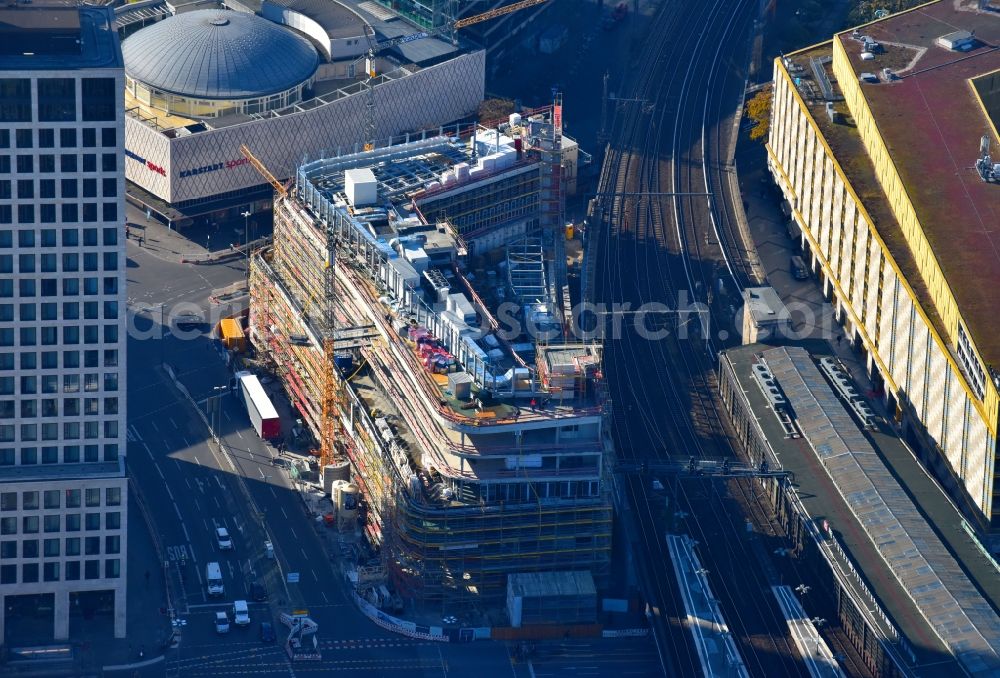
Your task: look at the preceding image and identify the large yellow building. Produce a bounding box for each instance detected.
[767,0,1000,548]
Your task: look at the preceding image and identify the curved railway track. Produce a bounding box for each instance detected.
[593,0,824,675]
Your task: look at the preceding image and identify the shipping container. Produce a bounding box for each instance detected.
[219,317,246,352]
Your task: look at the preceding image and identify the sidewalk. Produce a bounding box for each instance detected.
[75,493,172,675]
[124,200,263,266]
[735,140,882,412]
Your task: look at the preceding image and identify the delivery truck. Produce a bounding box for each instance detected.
[234,371,281,440]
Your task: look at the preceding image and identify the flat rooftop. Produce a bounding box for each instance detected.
[0,4,122,70]
[835,2,1000,363]
[263,0,365,39]
[508,570,596,598]
[723,342,1000,675]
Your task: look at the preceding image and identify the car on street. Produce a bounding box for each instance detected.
[216,527,233,550]
[172,313,205,331]
[215,611,230,634]
[251,581,268,602]
[259,621,276,643]
[233,599,250,626]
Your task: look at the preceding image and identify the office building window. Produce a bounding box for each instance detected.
[65,561,80,580]
[37,78,76,122]
[0,79,31,122]
[43,562,59,582]
[82,79,116,121]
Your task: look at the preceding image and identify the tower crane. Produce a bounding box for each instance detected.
[361,0,550,150]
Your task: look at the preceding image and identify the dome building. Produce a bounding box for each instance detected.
[123,10,319,119]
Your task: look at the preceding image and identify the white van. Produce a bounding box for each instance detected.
[206,562,224,596]
[232,599,250,626]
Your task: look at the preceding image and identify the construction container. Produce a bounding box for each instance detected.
[219,318,246,352]
[448,372,474,400]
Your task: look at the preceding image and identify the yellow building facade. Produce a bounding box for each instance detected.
[766,8,1000,546]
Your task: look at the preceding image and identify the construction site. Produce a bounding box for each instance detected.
[246,101,613,614]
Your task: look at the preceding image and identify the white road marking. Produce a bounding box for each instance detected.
[311,569,318,582]
[155,463,165,480]
[150,420,160,433]
[181,522,191,542]
[280,506,288,519]
[164,483,175,502]
[128,424,143,442]
[236,430,244,440]
[321,591,329,603]
[288,526,297,539]
[142,442,154,461]
[184,477,192,490]
[269,486,277,499]
[215,476,225,490]
[181,435,192,448]
[173,503,182,520]
[195,564,204,589]
[169,417,179,429]
[193,454,202,466]
[214,496,222,510]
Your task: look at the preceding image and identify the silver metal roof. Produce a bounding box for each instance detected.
[123,9,318,99]
[763,346,1000,677]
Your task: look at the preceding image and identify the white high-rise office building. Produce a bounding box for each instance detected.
[0,2,127,640]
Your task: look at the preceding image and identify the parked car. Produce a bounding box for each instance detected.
[259,621,276,643]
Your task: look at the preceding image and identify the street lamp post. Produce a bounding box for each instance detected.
[241,210,252,280]
[207,385,228,441]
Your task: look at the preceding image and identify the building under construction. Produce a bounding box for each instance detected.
[249,104,613,607]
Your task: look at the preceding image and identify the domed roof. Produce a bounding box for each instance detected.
[123,10,319,100]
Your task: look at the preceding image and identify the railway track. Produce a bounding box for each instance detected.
[592,0,842,675]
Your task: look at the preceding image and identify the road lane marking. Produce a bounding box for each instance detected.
[150,420,160,433]
[184,477,192,490]
[173,502,182,520]
[142,442,154,460]
[288,526,297,538]
[192,498,201,512]
[311,569,318,582]
[169,417,179,429]
[164,483,175,502]
[270,486,277,499]
[214,496,222,510]
[193,454,202,466]
[301,548,308,559]
[236,430,244,440]
[280,506,288,519]
[181,522,191,542]
[181,435,192,448]
[155,463,165,481]
[321,591,329,603]
[128,424,143,442]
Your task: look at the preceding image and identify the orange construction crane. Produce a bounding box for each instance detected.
[239,144,288,197]
[360,0,550,150]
